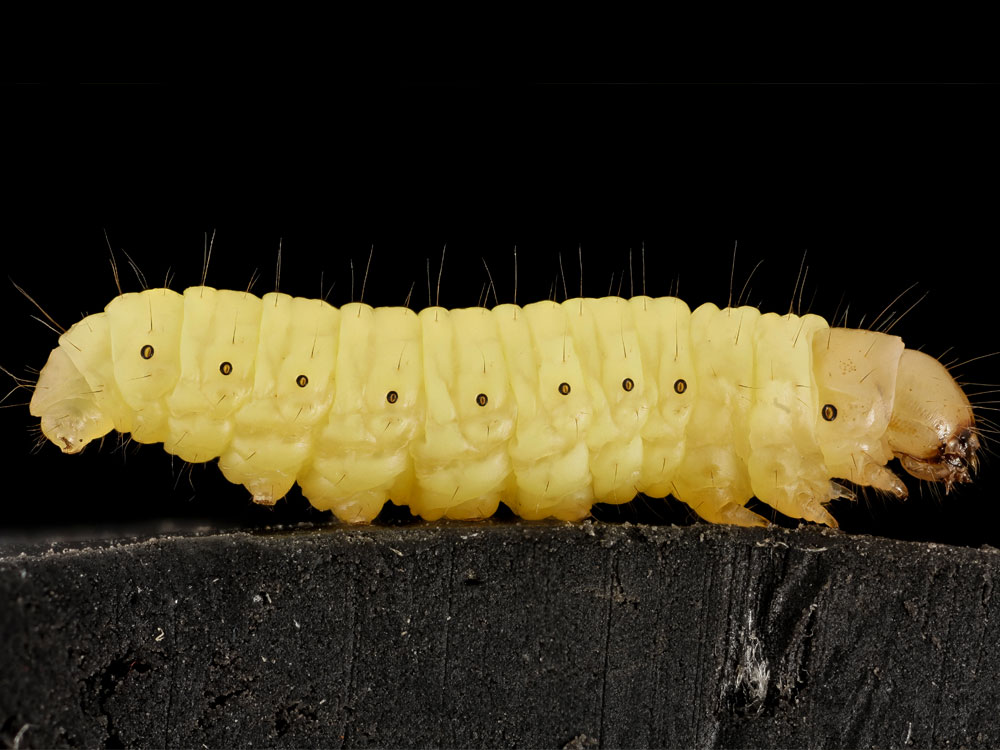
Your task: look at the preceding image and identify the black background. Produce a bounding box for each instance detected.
[3,80,998,544]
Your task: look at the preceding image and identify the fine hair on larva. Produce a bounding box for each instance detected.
[10,235,990,531]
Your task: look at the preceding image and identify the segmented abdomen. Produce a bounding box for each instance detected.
[51,288,858,525]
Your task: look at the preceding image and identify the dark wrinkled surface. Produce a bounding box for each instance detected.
[1,521,998,749]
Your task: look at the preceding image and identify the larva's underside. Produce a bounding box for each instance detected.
[30,287,979,528]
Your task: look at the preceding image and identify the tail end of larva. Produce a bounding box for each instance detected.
[29,347,113,454]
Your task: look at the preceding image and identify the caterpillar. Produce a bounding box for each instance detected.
[23,240,980,529]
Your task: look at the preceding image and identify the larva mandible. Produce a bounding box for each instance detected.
[26,246,979,529]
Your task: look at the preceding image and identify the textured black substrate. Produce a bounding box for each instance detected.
[1,521,998,749]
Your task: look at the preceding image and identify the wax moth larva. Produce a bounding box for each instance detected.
[27,266,979,528]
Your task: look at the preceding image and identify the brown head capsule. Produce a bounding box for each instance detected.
[885,349,979,492]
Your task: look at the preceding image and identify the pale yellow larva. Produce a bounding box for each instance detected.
[28,280,979,529]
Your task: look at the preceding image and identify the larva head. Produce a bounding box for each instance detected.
[29,346,114,454]
[885,348,979,491]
